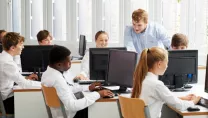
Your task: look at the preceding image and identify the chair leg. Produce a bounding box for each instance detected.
[116,99,123,118]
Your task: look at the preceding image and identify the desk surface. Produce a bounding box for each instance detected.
[168,105,208,116]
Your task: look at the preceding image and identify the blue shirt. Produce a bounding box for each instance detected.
[124,22,171,54]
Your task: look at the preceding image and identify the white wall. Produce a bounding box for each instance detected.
[0,0,9,30]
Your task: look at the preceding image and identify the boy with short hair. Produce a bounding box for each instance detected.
[171,33,189,50]
[0,32,41,114]
[41,45,113,118]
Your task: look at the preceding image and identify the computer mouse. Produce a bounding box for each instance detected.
[73,77,80,83]
[114,93,119,96]
[187,106,200,112]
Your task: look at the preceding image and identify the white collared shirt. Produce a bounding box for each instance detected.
[41,66,100,118]
[139,72,194,118]
[80,51,89,78]
[0,51,41,100]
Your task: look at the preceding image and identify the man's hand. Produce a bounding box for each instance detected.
[76,74,89,80]
[89,82,102,91]
[97,90,114,98]
[26,74,38,80]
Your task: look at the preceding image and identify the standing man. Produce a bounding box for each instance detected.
[124,9,171,55]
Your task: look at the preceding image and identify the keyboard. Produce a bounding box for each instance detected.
[78,80,105,84]
[197,97,208,108]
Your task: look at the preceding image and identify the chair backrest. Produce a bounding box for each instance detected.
[118,95,151,118]
[42,84,67,118]
[41,84,61,107]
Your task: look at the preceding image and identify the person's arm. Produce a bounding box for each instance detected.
[154,83,196,111]
[156,24,171,49]
[3,62,41,88]
[54,80,100,112]
[124,26,136,52]
[77,51,89,80]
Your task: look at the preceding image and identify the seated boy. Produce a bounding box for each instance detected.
[171,33,189,50]
[41,45,113,118]
[0,32,41,114]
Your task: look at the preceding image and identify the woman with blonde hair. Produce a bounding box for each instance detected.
[131,47,201,118]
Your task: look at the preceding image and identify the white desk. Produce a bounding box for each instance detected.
[161,84,208,118]
[13,84,208,118]
[13,89,48,118]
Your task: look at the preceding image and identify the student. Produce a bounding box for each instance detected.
[76,30,109,80]
[36,30,53,45]
[0,32,41,114]
[131,47,201,118]
[171,33,188,50]
[0,29,7,44]
[41,45,113,118]
[124,9,171,55]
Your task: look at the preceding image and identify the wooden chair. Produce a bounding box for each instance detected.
[0,92,14,118]
[41,84,67,118]
[117,95,151,118]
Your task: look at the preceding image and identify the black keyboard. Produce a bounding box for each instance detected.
[197,97,208,108]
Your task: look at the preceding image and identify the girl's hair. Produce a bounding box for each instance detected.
[95,30,108,41]
[131,47,168,98]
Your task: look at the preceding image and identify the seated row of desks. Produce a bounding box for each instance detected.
[13,84,208,118]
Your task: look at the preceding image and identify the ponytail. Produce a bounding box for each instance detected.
[131,49,148,98]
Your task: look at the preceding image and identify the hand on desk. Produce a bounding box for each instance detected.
[75,74,89,80]
[191,96,201,104]
[97,90,114,98]
[179,94,201,104]
[179,94,196,101]
[89,82,102,91]
[26,73,38,80]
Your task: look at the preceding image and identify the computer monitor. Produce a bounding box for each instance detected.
[106,50,137,93]
[21,45,54,72]
[0,44,2,53]
[79,35,86,57]
[89,47,127,80]
[205,55,208,93]
[159,50,198,90]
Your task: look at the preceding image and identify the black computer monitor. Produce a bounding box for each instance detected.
[159,50,198,90]
[89,47,127,80]
[79,35,86,57]
[0,44,2,53]
[21,45,54,72]
[205,55,208,93]
[106,50,137,93]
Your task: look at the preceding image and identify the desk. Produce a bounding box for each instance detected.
[13,89,48,118]
[161,84,208,118]
[13,85,208,118]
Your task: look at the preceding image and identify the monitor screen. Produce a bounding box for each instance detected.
[205,55,208,93]
[79,35,86,56]
[159,50,198,88]
[0,44,2,53]
[21,45,54,72]
[89,47,127,80]
[107,50,137,90]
